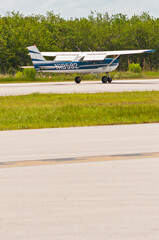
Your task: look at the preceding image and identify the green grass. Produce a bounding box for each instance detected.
[0,71,159,83]
[0,91,159,130]
[142,71,159,78]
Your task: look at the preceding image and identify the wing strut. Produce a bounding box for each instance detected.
[104,55,120,70]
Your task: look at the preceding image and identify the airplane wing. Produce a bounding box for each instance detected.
[41,49,155,61]
[102,49,156,56]
[41,52,82,62]
[41,52,80,57]
[82,49,156,61]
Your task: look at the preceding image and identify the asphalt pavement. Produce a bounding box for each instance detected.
[0,79,159,96]
[0,124,159,239]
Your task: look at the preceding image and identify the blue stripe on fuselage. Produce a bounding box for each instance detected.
[34,58,119,71]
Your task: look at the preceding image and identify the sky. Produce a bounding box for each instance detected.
[0,0,159,19]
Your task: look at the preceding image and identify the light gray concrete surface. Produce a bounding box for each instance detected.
[0,124,159,240]
[0,124,159,162]
[0,79,159,96]
[1,157,159,240]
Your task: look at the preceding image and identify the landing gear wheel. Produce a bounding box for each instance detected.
[107,76,112,83]
[75,76,81,84]
[102,76,107,83]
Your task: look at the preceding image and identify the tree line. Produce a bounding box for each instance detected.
[0,11,158,73]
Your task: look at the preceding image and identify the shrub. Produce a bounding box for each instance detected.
[15,71,23,79]
[129,63,141,73]
[23,68,36,79]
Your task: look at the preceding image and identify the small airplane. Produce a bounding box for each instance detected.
[27,46,155,84]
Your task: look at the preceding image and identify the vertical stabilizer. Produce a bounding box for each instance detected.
[27,46,46,64]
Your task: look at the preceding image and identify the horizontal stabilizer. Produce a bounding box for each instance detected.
[20,66,34,69]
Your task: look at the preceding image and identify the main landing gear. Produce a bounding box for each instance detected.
[75,76,81,84]
[74,74,112,84]
[101,75,112,84]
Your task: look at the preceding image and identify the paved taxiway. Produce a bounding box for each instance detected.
[0,124,159,239]
[0,79,159,96]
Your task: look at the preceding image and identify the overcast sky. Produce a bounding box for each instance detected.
[0,0,159,19]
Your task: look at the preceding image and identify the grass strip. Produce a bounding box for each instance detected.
[0,91,159,130]
[0,71,159,83]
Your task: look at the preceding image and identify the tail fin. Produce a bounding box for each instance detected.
[27,46,46,64]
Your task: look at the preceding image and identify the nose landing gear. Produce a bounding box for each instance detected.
[75,76,81,84]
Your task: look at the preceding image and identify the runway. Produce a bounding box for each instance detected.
[0,124,159,239]
[0,152,159,168]
[0,124,159,162]
[0,79,159,96]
